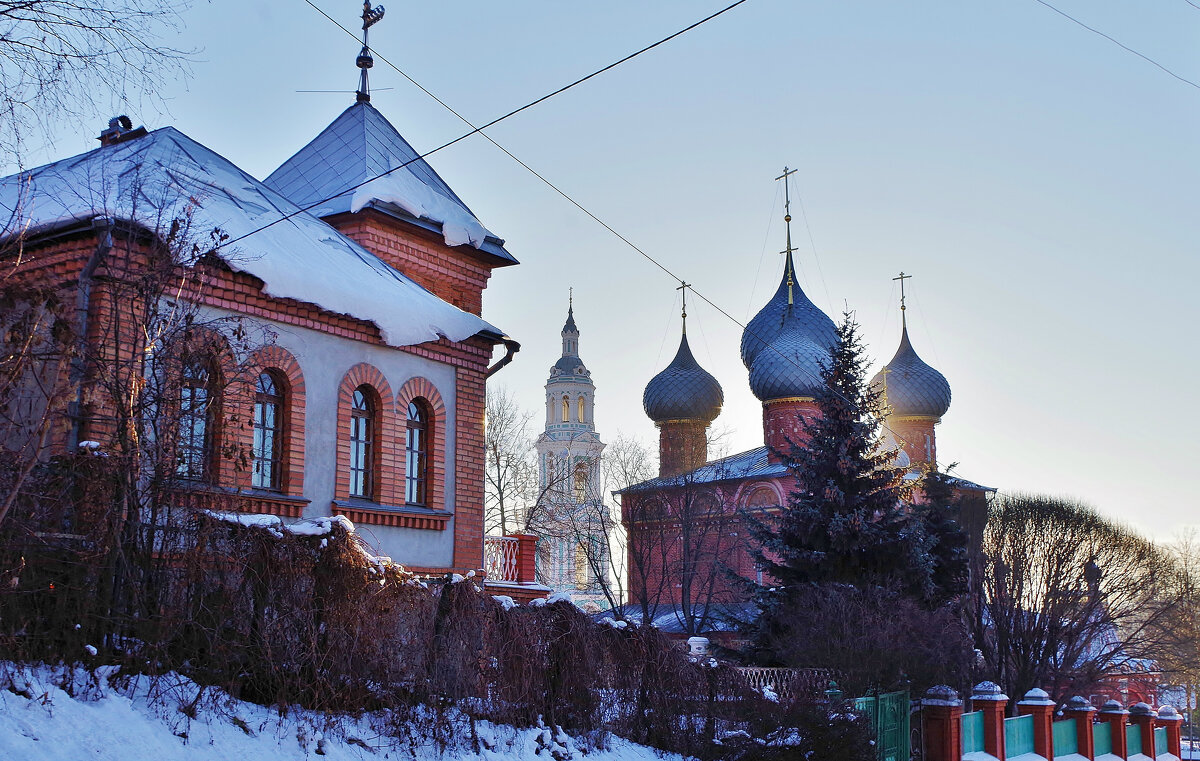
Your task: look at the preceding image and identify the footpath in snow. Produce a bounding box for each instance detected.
[0,664,680,761]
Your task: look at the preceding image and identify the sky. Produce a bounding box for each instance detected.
[12,1,1199,540]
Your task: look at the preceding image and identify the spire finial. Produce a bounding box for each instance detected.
[676,280,691,335]
[775,166,799,307]
[893,271,911,329]
[355,1,386,103]
[569,287,573,313]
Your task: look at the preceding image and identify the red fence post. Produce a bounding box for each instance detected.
[1129,703,1158,758]
[1100,700,1130,759]
[1018,688,1057,761]
[1156,705,1183,759]
[923,686,964,761]
[509,533,538,584]
[1065,696,1098,760]
[972,681,1010,760]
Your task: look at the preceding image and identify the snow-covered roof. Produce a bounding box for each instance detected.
[264,102,516,264]
[619,446,788,494]
[0,126,503,348]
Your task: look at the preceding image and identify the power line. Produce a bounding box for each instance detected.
[302,0,922,450]
[1031,0,1200,90]
[218,0,751,251]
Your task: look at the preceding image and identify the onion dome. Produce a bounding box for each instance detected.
[643,333,723,423]
[740,252,837,369]
[870,326,951,419]
[747,316,830,401]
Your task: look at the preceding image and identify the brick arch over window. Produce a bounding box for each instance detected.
[173,326,240,487]
[335,363,397,504]
[742,483,783,510]
[241,345,306,498]
[395,377,446,512]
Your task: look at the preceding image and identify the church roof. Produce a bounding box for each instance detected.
[619,446,786,493]
[643,333,723,424]
[870,325,951,419]
[740,252,837,370]
[264,102,515,264]
[0,125,502,348]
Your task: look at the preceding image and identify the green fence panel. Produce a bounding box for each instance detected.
[963,712,985,754]
[1054,719,1079,756]
[1154,727,1168,756]
[1006,714,1036,758]
[855,691,909,761]
[1128,724,1143,757]
[1094,722,1113,756]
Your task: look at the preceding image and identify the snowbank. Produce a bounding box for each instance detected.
[0,663,681,761]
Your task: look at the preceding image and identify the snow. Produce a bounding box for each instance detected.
[202,511,355,540]
[963,752,1003,761]
[1096,753,1125,761]
[545,591,573,605]
[0,128,501,348]
[600,618,628,629]
[83,645,97,656]
[1006,753,1047,761]
[0,663,682,761]
[491,596,517,611]
[349,169,491,250]
[1058,753,1092,761]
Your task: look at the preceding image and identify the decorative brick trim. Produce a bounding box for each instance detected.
[241,345,306,496]
[173,487,310,519]
[331,501,449,530]
[334,364,397,504]
[395,376,446,512]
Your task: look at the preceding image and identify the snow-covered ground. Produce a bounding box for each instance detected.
[0,664,680,761]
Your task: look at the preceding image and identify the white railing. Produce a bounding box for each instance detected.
[484,535,520,582]
[735,667,837,702]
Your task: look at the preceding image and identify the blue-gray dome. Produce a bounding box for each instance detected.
[643,334,723,423]
[740,254,837,369]
[748,321,829,401]
[870,326,951,419]
[552,354,587,375]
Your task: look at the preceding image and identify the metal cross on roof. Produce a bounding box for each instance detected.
[676,280,691,333]
[775,167,798,306]
[893,271,912,327]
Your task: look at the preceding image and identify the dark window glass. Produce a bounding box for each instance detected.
[350,387,373,498]
[178,361,212,480]
[252,372,283,490]
[406,400,428,505]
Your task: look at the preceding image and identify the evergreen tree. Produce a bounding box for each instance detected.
[915,469,969,609]
[744,312,936,660]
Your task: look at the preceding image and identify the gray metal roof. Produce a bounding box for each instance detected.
[870,325,951,419]
[620,446,786,493]
[264,102,515,264]
[740,251,837,370]
[642,333,724,424]
[747,320,830,402]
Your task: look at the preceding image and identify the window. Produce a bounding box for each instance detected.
[577,395,585,423]
[178,360,212,480]
[349,386,374,498]
[406,400,428,505]
[575,542,589,590]
[561,396,569,422]
[252,372,283,490]
[573,461,588,502]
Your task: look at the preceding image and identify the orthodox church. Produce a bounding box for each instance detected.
[621,176,989,626]
[0,4,524,580]
[530,300,611,611]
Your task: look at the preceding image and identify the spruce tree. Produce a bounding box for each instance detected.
[745,313,935,659]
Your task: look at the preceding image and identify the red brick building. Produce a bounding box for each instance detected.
[0,94,522,579]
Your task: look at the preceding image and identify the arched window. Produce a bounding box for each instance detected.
[251,372,283,490]
[406,400,429,505]
[178,359,213,480]
[349,386,374,499]
[573,461,588,503]
[577,395,586,423]
[561,395,569,422]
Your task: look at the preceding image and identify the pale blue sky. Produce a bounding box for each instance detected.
[17,1,1199,538]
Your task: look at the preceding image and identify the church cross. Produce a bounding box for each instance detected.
[893,271,911,327]
[355,1,386,103]
[775,167,798,306]
[677,280,691,334]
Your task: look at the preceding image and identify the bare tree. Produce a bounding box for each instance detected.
[1156,530,1200,717]
[0,1,193,161]
[483,384,538,536]
[972,494,1180,703]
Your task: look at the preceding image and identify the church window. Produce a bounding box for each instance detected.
[577,395,585,423]
[178,359,214,481]
[251,372,283,490]
[574,461,588,502]
[925,434,932,463]
[406,400,430,505]
[561,395,569,422]
[575,542,589,590]
[349,386,375,499]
